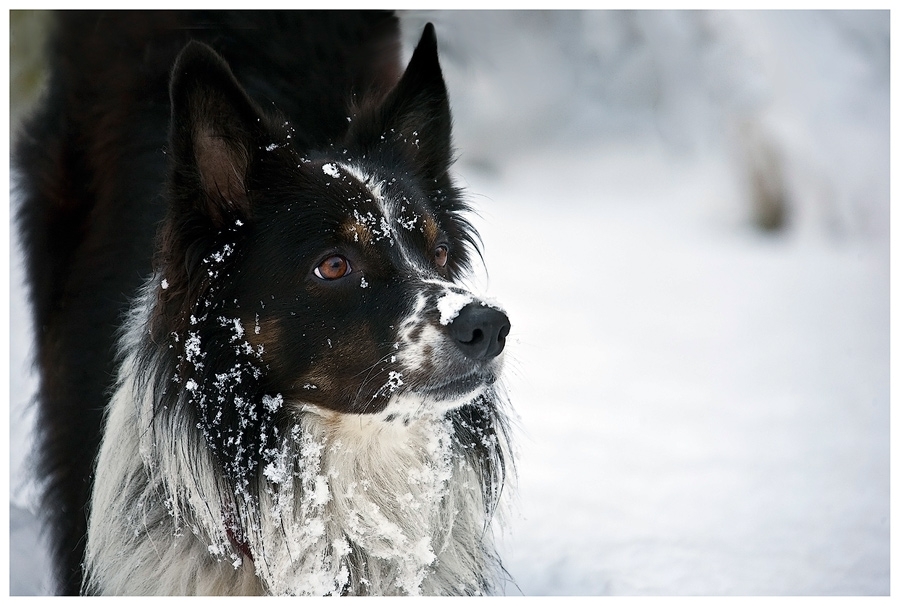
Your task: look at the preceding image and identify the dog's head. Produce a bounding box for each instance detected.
[148,25,509,479]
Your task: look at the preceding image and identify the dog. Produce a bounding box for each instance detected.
[15,11,512,595]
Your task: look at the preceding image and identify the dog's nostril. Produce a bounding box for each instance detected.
[465,328,484,345]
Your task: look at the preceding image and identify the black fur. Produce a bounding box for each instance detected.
[15,10,510,595]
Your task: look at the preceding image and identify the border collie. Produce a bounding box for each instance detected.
[15,11,512,595]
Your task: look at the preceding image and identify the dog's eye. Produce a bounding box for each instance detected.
[314,255,352,280]
[434,245,449,268]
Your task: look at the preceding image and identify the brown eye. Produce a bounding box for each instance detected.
[434,245,449,268]
[314,255,352,280]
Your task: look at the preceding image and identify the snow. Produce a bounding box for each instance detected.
[262,393,284,414]
[436,290,473,326]
[322,162,340,178]
[468,147,889,596]
[7,10,890,597]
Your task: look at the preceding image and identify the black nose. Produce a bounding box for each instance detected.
[448,303,510,360]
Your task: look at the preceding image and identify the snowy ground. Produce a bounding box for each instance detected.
[6,9,891,596]
[469,145,889,595]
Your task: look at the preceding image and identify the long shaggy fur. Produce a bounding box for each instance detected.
[16,10,513,596]
[86,283,510,595]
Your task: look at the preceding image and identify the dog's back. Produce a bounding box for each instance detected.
[15,11,401,594]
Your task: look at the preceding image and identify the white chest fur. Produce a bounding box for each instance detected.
[85,357,497,595]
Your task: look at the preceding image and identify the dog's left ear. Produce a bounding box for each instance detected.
[348,23,453,182]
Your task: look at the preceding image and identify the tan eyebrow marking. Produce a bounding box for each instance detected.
[342,215,374,246]
[422,214,440,246]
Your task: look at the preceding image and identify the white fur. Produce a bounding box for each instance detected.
[85,284,504,595]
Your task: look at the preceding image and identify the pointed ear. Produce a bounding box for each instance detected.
[168,41,267,227]
[348,23,454,181]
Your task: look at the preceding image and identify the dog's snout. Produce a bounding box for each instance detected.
[448,303,510,360]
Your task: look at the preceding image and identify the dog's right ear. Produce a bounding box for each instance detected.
[345,23,454,184]
[168,41,268,228]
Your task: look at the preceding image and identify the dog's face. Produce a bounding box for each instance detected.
[152,24,508,475]
[230,157,509,419]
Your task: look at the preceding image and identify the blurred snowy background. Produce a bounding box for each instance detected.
[8,10,890,595]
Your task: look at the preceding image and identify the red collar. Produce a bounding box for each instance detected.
[223,509,254,563]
